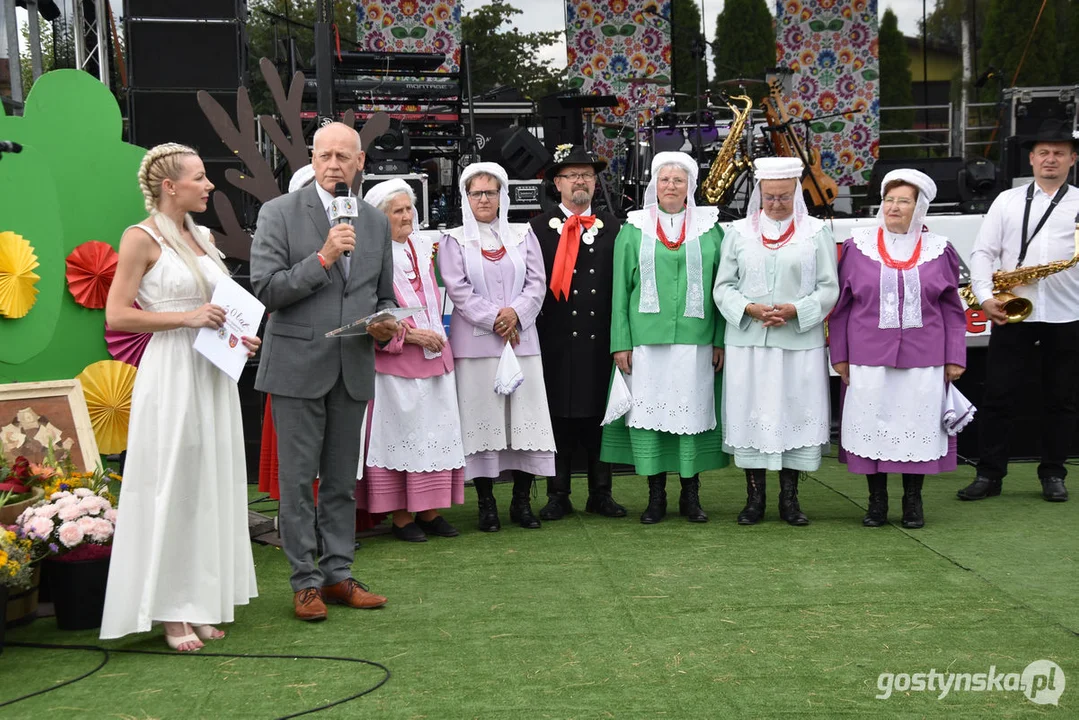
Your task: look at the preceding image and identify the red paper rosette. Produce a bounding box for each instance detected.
[66,240,118,309]
[105,302,152,367]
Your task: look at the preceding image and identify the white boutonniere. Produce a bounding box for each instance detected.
[549,217,565,233]
[582,218,601,245]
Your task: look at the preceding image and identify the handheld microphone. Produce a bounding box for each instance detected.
[329,182,358,257]
[0,141,23,153]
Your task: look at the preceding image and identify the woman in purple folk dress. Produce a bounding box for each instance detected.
[829,169,967,528]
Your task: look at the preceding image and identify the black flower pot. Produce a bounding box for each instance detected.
[45,556,110,631]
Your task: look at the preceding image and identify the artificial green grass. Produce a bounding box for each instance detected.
[1,457,1075,718]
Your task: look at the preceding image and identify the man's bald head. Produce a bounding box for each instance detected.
[312,122,365,192]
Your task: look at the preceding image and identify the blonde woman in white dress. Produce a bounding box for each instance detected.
[101,144,259,651]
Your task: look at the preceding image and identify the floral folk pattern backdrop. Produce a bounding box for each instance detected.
[775,0,880,186]
[565,0,673,184]
[356,0,462,73]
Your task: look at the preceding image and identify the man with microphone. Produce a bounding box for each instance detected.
[251,122,399,621]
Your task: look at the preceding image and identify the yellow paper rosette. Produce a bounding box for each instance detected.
[76,359,138,454]
[0,230,41,318]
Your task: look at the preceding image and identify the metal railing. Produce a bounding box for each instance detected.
[879,103,954,154]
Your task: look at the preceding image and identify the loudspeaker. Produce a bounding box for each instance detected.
[538,93,584,152]
[361,173,430,229]
[128,89,236,157]
[127,19,244,90]
[481,127,551,180]
[366,119,411,162]
[125,0,244,20]
[867,157,965,205]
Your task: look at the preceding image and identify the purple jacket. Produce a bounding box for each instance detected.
[374,261,454,379]
[438,227,546,358]
[829,237,967,369]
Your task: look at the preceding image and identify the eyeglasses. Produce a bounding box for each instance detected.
[882,196,915,207]
[762,193,794,203]
[467,190,498,200]
[657,177,688,187]
[556,172,596,182]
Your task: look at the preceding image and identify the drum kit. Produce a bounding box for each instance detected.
[597,77,774,210]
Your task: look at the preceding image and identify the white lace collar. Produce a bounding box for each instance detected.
[444,222,529,247]
[850,226,948,267]
[627,206,718,238]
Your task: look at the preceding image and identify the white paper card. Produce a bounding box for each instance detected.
[193,276,266,382]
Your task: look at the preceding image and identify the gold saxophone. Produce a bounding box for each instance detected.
[959,221,1079,323]
[701,93,753,205]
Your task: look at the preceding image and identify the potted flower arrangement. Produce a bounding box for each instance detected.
[1,525,34,651]
[15,463,119,630]
[0,456,47,526]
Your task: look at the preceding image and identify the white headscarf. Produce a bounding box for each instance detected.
[364,179,443,357]
[288,164,316,193]
[873,168,938,330]
[637,151,706,318]
[457,161,525,336]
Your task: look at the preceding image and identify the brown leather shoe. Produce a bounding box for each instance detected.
[294,587,327,621]
[321,578,387,609]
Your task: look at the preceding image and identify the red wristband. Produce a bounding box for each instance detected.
[317,252,327,269]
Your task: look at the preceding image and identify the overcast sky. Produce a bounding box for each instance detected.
[505,0,927,72]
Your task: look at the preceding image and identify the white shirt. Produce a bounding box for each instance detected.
[970,182,1079,323]
[315,182,351,277]
[559,203,593,218]
[759,213,793,239]
[658,208,686,237]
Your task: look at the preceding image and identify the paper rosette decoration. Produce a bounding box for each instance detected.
[76,359,137,454]
[66,240,118,309]
[0,230,41,318]
[105,302,151,366]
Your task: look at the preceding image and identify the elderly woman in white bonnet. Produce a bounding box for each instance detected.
[351,179,466,542]
[829,168,967,529]
[600,150,728,525]
[713,156,839,527]
[438,162,556,532]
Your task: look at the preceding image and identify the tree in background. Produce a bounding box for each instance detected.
[670,0,707,101]
[461,0,564,99]
[878,9,915,160]
[981,0,1059,87]
[711,0,774,90]
[18,18,76,95]
[246,0,356,113]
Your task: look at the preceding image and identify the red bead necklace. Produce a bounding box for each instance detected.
[876,227,922,271]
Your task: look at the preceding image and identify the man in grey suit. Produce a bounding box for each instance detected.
[251,122,399,621]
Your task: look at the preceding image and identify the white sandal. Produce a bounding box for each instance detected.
[192,624,225,641]
[164,632,202,652]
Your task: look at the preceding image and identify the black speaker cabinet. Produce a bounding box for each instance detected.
[128,89,236,157]
[867,157,965,206]
[127,20,244,90]
[125,0,245,20]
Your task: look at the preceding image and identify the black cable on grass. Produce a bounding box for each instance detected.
[0,642,390,719]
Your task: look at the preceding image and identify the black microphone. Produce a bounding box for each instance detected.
[974,66,998,89]
[330,181,357,257]
[0,141,22,153]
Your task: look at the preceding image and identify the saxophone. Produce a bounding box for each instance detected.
[701,93,753,205]
[959,219,1079,323]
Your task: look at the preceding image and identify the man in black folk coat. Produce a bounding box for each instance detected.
[529,145,627,519]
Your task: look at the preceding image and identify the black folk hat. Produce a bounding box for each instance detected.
[544,144,608,181]
[1020,118,1079,150]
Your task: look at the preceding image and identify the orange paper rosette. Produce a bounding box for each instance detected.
[66,240,119,309]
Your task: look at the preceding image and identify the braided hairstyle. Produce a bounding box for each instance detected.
[136,143,228,300]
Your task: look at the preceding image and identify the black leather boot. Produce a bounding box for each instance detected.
[509,471,541,529]
[957,475,1002,501]
[737,469,766,525]
[679,475,708,523]
[474,477,500,532]
[863,473,888,527]
[901,474,925,528]
[585,455,627,517]
[640,473,667,524]
[539,454,574,521]
[778,469,809,526]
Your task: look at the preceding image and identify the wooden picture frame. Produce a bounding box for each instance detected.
[0,380,101,471]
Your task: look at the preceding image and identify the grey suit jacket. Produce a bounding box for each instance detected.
[250,183,397,401]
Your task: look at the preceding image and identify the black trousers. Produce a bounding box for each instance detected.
[976,320,1079,481]
[552,416,604,469]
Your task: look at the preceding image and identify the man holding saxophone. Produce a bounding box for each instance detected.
[961,118,1079,503]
